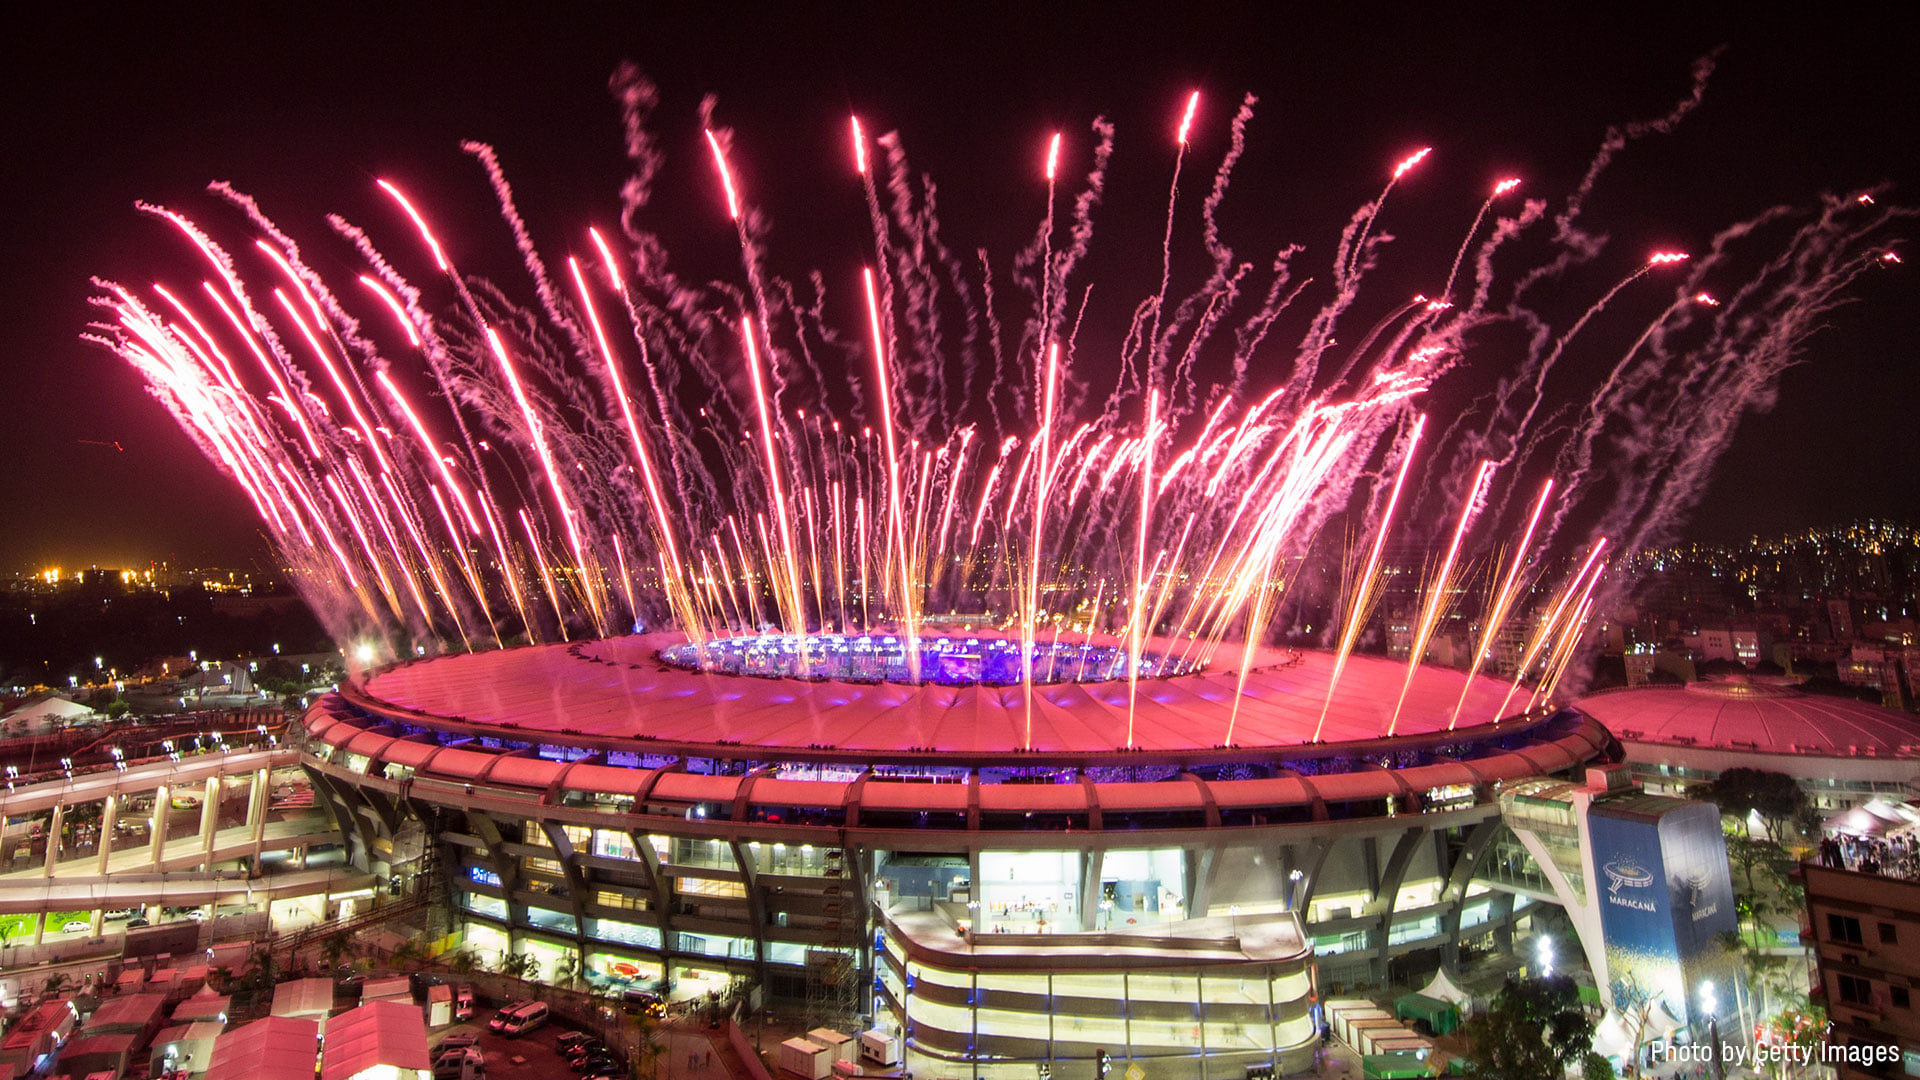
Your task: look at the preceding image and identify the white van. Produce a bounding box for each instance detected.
[432,1047,487,1080]
[498,1001,548,1037]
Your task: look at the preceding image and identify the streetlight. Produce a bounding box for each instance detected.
[1700,981,1724,1080]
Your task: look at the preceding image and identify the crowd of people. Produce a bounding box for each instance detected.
[1818,830,1920,880]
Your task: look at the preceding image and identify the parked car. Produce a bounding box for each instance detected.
[554,1033,598,1055]
[60,919,92,934]
[125,918,149,928]
[563,1040,606,1063]
[436,1034,481,1054]
[572,1054,621,1075]
[487,1002,534,1033]
[498,1002,549,1037]
[432,1047,486,1080]
[454,985,475,1021]
[104,908,140,921]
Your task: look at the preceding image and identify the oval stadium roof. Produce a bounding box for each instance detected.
[1576,681,1920,759]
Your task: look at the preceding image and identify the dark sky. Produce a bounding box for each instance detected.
[3,3,1916,573]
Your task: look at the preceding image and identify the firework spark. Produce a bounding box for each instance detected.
[89,74,1906,745]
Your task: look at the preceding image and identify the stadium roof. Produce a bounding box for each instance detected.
[1576,681,1920,759]
[351,633,1539,761]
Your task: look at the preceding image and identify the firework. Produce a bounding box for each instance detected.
[88,72,1906,748]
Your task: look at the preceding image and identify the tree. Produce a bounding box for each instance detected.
[244,944,277,990]
[1753,999,1825,1080]
[389,937,428,969]
[1717,929,1800,1043]
[1463,976,1597,1080]
[628,1009,665,1080]
[1724,834,1797,899]
[1609,972,1661,1072]
[322,929,355,970]
[499,951,540,981]
[1689,768,1810,841]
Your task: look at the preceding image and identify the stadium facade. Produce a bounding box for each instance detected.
[300,632,1620,1079]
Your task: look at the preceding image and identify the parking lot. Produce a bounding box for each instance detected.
[431,1010,630,1080]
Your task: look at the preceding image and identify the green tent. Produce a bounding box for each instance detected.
[1393,992,1461,1036]
[1363,1051,1432,1079]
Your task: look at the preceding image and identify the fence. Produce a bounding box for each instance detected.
[726,1014,775,1080]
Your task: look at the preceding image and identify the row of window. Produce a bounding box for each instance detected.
[1835,973,1912,1010]
[1826,913,1899,947]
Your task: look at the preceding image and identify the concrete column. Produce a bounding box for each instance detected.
[43,804,65,878]
[31,914,45,947]
[246,768,270,864]
[199,777,220,869]
[1078,849,1104,931]
[150,785,172,868]
[96,794,118,875]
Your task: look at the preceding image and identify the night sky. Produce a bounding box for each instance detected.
[3,4,1916,573]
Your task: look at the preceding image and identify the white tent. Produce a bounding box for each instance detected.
[1591,1011,1635,1062]
[1863,799,1919,828]
[1,694,92,733]
[207,1016,319,1080]
[1825,800,1918,838]
[1418,968,1473,1010]
[320,1000,429,1080]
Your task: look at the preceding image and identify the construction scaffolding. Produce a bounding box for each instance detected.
[803,848,861,1031]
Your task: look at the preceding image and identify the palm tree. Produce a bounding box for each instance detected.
[500,951,540,982]
[627,1010,664,1080]
[553,950,580,989]
[322,929,354,971]
[390,937,428,969]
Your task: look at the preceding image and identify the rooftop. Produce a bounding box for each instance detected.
[1576,681,1920,759]
[885,904,1309,970]
[350,632,1542,765]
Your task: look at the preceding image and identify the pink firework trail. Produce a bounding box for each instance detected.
[87,74,1905,721]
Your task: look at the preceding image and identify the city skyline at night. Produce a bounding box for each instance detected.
[2,7,1917,576]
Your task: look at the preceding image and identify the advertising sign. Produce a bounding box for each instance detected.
[1587,797,1740,1035]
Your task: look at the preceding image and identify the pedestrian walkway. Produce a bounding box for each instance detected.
[0,814,335,885]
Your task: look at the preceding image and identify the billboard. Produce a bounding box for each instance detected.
[1587,796,1740,1035]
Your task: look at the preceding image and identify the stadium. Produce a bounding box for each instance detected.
[1576,680,1920,814]
[299,631,1617,1080]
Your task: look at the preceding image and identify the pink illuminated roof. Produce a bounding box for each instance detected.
[354,633,1535,758]
[1577,682,1920,758]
